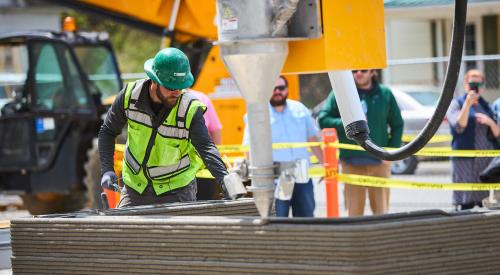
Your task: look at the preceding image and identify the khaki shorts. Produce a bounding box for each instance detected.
[340,161,391,217]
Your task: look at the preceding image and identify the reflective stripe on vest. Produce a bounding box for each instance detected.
[176,92,198,128]
[126,109,153,127]
[157,125,189,139]
[148,154,190,179]
[129,80,143,108]
[125,147,141,174]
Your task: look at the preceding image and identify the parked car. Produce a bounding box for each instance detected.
[311,84,449,175]
[390,85,449,175]
[391,85,449,135]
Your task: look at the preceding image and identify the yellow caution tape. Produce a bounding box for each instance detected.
[308,168,500,190]
[402,134,452,144]
[115,144,125,152]
[337,173,500,191]
[217,144,249,153]
[116,135,452,152]
[415,148,500,158]
[196,166,500,190]
[113,132,497,190]
[217,142,322,153]
[335,143,500,158]
[117,138,500,158]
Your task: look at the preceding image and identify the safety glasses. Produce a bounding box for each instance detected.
[352,70,369,74]
[161,85,181,93]
[273,85,287,92]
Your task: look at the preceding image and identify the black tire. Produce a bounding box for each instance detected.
[83,138,104,209]
[21,190,86,215]
[391,156,419,175]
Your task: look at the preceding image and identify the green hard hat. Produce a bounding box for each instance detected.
[144,48,194,90]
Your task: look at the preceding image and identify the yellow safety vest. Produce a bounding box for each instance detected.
[122,79,206,195]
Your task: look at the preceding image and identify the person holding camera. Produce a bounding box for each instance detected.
[447,69,500,210]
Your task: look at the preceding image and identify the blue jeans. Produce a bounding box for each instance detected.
[275,179,315,217]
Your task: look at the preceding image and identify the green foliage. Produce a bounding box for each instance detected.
[62,11,160,73]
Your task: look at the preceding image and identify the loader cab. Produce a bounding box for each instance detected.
[0,31,121,204]
[70,33,122,107]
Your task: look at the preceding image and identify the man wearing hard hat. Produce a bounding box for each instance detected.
[98,48,245,207]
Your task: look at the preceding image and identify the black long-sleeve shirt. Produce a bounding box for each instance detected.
[98,79,228,182]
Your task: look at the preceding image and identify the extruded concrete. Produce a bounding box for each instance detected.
[10,205,500,274]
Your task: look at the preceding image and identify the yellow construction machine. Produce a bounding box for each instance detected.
[1,0,467,216]
[54,0,304,143]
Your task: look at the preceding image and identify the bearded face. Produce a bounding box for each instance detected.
[154,82,181,107]
[270,78,288,107]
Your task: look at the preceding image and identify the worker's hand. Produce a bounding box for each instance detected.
[221,172,247,200]
[100,171,119,191]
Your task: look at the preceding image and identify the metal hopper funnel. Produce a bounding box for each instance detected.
[220,41,288,218]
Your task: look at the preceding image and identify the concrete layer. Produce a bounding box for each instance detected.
[10,208,500,274]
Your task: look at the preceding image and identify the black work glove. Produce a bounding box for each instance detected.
[100,171,120,192]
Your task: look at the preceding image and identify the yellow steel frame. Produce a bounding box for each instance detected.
[284,0,386,73]
[77,0,386,145]
[79,0,218,39]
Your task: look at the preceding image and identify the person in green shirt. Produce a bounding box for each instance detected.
[318,69,403,216]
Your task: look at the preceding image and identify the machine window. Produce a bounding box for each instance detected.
[33,43,65,110]
[0,44,28,114]
[74,46,121,104]
[64,48,90,109]
[33,42,89,111]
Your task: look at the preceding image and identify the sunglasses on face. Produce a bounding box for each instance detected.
[274,85,287,92]
[163,86,181,93]
[352,70,369,74]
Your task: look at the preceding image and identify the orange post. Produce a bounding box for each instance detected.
[322,128,339,217]
[104,189,119,208]
[104,149,124,209]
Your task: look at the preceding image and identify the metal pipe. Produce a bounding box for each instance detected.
[328,71,366,128]
[160,0,181,48]
[246,102,275,218]
[168,0,181,31]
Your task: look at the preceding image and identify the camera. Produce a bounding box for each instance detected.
[469,82,482,93]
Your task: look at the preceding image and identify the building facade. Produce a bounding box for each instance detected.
[384,0,500,100]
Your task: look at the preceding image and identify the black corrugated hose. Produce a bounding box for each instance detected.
[349,0,467,161]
